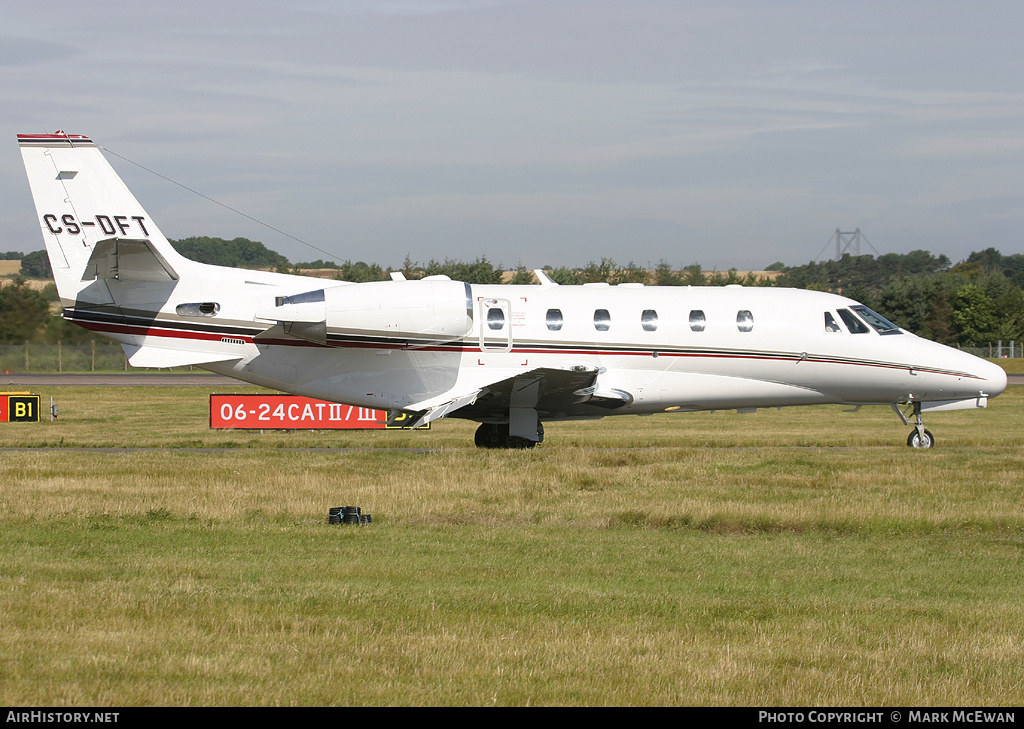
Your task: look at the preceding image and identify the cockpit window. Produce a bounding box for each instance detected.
[824,312,842,332]
[837,308,869,334]
[851,305,902,335]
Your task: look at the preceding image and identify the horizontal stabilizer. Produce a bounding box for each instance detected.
[122,344,244,368]
[85,238,179,282]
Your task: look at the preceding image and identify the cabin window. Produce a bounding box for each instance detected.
[487,308,505,330]
[641,309,658,332]
[546,309,563,331]
[824,312,842,332]
[689,310,706,332]
[736,310,754,332]
[851,305,902,335]
[837,308,869,334]
[176,302,220,317]
[594,309,611,331]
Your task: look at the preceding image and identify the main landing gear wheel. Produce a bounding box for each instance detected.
[474,423,538,449]
[907,429,935,449]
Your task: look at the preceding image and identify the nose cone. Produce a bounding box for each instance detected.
[912,338,1008,401]
[977,357,1008,398]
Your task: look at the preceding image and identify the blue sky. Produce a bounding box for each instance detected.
[2,1,1022,271]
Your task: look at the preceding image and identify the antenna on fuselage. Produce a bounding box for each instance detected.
[534,269,558,286]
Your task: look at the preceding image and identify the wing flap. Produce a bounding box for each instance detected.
[397,390,483,429]
[393,365,602,427]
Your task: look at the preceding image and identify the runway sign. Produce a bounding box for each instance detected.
[210,394,423,430]
[1,393,40,423]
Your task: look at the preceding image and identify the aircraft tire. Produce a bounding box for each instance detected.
[907,429,935,449]
[474,423,537,449]
[474,423,506,448]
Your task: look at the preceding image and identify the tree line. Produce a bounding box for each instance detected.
[774,248,1024,347]
[3,238,1023,348]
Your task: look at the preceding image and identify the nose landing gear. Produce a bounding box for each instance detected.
[907,427,935,449]
[892,401,935,449]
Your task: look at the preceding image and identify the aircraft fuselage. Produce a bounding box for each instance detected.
[19,132,1007,448]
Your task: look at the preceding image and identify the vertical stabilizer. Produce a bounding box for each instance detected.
[17,132,189,306]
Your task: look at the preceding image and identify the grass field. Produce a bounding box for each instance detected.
[1,384,1022,706]
[994,357,1024,374]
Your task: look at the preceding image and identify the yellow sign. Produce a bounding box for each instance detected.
[1,394,40,423]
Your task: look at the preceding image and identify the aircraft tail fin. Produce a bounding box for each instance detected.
[17,132,191,305]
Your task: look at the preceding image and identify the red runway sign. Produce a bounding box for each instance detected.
[210,394,421,430]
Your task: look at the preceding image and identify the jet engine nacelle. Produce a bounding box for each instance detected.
[326,278,472,342]
[258,278,473,345]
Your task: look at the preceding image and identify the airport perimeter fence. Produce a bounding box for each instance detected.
[0,340,1020,374]
[0,341,185,373]
[962,341,1020,359]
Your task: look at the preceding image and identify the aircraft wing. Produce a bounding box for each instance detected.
[396,365,608,429]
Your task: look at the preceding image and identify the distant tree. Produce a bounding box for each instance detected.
[950,284,1001,346]
[964,248,1004,276]
[925,287,955,344]
[877,276,940,336]
[765,261,787,271]
[842,284,875,310]
[20,250,52,279]
[337,260,387,282]
[39,283,59,302]
[580,258,617,284]
[0,277,50,342]
[611,261,649,285]
[775,250,952,297]
[294,259,340,270]
[1,251,25,260]
[546,267,585,285]
[653,260,682,286]
[508,264,536,285]
[399,254,424,280]
[702,269,731,286]
[965,248,1024,288]
[170,237,289,270]
[745,271,778,287]
[681,264,705,286]
[43,313,101,344]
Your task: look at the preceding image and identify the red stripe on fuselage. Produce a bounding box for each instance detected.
[70,316,982,381]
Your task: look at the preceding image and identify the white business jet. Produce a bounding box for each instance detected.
[19,132,1007,448]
